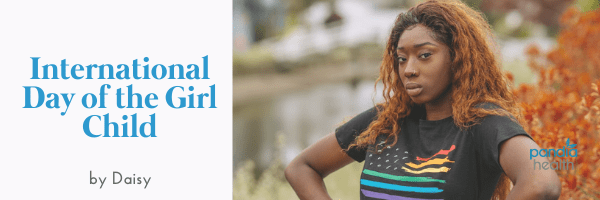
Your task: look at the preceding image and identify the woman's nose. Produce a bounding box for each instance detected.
[404,60,419,77]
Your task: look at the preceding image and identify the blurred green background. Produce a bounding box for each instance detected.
[232,0,599,199]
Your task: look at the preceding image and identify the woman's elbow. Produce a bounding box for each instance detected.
[541,179,561,200]
[284,163,296,183]
[543,171,562,199]
[531,177,561,200]
[285,159,307,183]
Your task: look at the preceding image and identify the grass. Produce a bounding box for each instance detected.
[233,156,363,200]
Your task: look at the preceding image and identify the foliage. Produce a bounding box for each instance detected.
[512,6,600,199]
[233,134,363,200]
[576,0,600,13]
[233,42,384,76]
[233,160,296,200]
[233,46,277,76]
[233,159,364,200]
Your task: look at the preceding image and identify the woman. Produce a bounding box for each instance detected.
[285,0,561,199]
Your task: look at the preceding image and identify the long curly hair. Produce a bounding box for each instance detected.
[348,0,522,199]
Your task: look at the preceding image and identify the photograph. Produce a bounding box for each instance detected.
[233,0,600,199]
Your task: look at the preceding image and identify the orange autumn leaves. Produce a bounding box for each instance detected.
[513,6,600,199]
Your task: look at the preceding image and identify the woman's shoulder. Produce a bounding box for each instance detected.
[470,102,529,140]
[335,106,379,135]
[474,102,502,110]
[472,102,516,124]
[342,106,379,126]
[335,106,381,162]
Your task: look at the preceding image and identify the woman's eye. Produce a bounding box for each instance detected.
[419,53,431,59]
[398,57,406,62]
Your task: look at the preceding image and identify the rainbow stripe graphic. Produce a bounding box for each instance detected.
[360,145,456,198]
[361,189,443,200]
[401,166,451,174]
[405,157,454,169]
[363,169,446,183]
[416,145,456,161]
[360,179,443,193]
[402,145,455,175]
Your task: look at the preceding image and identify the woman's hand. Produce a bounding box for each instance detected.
[500,135,562,200]
[284,132,356,200]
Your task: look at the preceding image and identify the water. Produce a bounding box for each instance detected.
[233,80,384,170]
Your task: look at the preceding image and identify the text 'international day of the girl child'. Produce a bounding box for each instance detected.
[23,56,216,138]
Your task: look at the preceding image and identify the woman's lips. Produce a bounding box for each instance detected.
[405,82,423,96]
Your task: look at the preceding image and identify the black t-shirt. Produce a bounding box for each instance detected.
[335,105,531,200]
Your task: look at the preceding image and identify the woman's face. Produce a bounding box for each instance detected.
[396,24,453,105]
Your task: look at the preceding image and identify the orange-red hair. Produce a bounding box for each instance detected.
[349,0,522,199]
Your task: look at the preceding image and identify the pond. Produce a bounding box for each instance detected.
[233,80,384,170]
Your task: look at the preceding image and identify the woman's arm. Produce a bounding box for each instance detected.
[500,135,561,200]
[284,132,356,200]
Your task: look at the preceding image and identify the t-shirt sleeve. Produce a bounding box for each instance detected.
[472,114,532,172]
[335,107,379,162]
